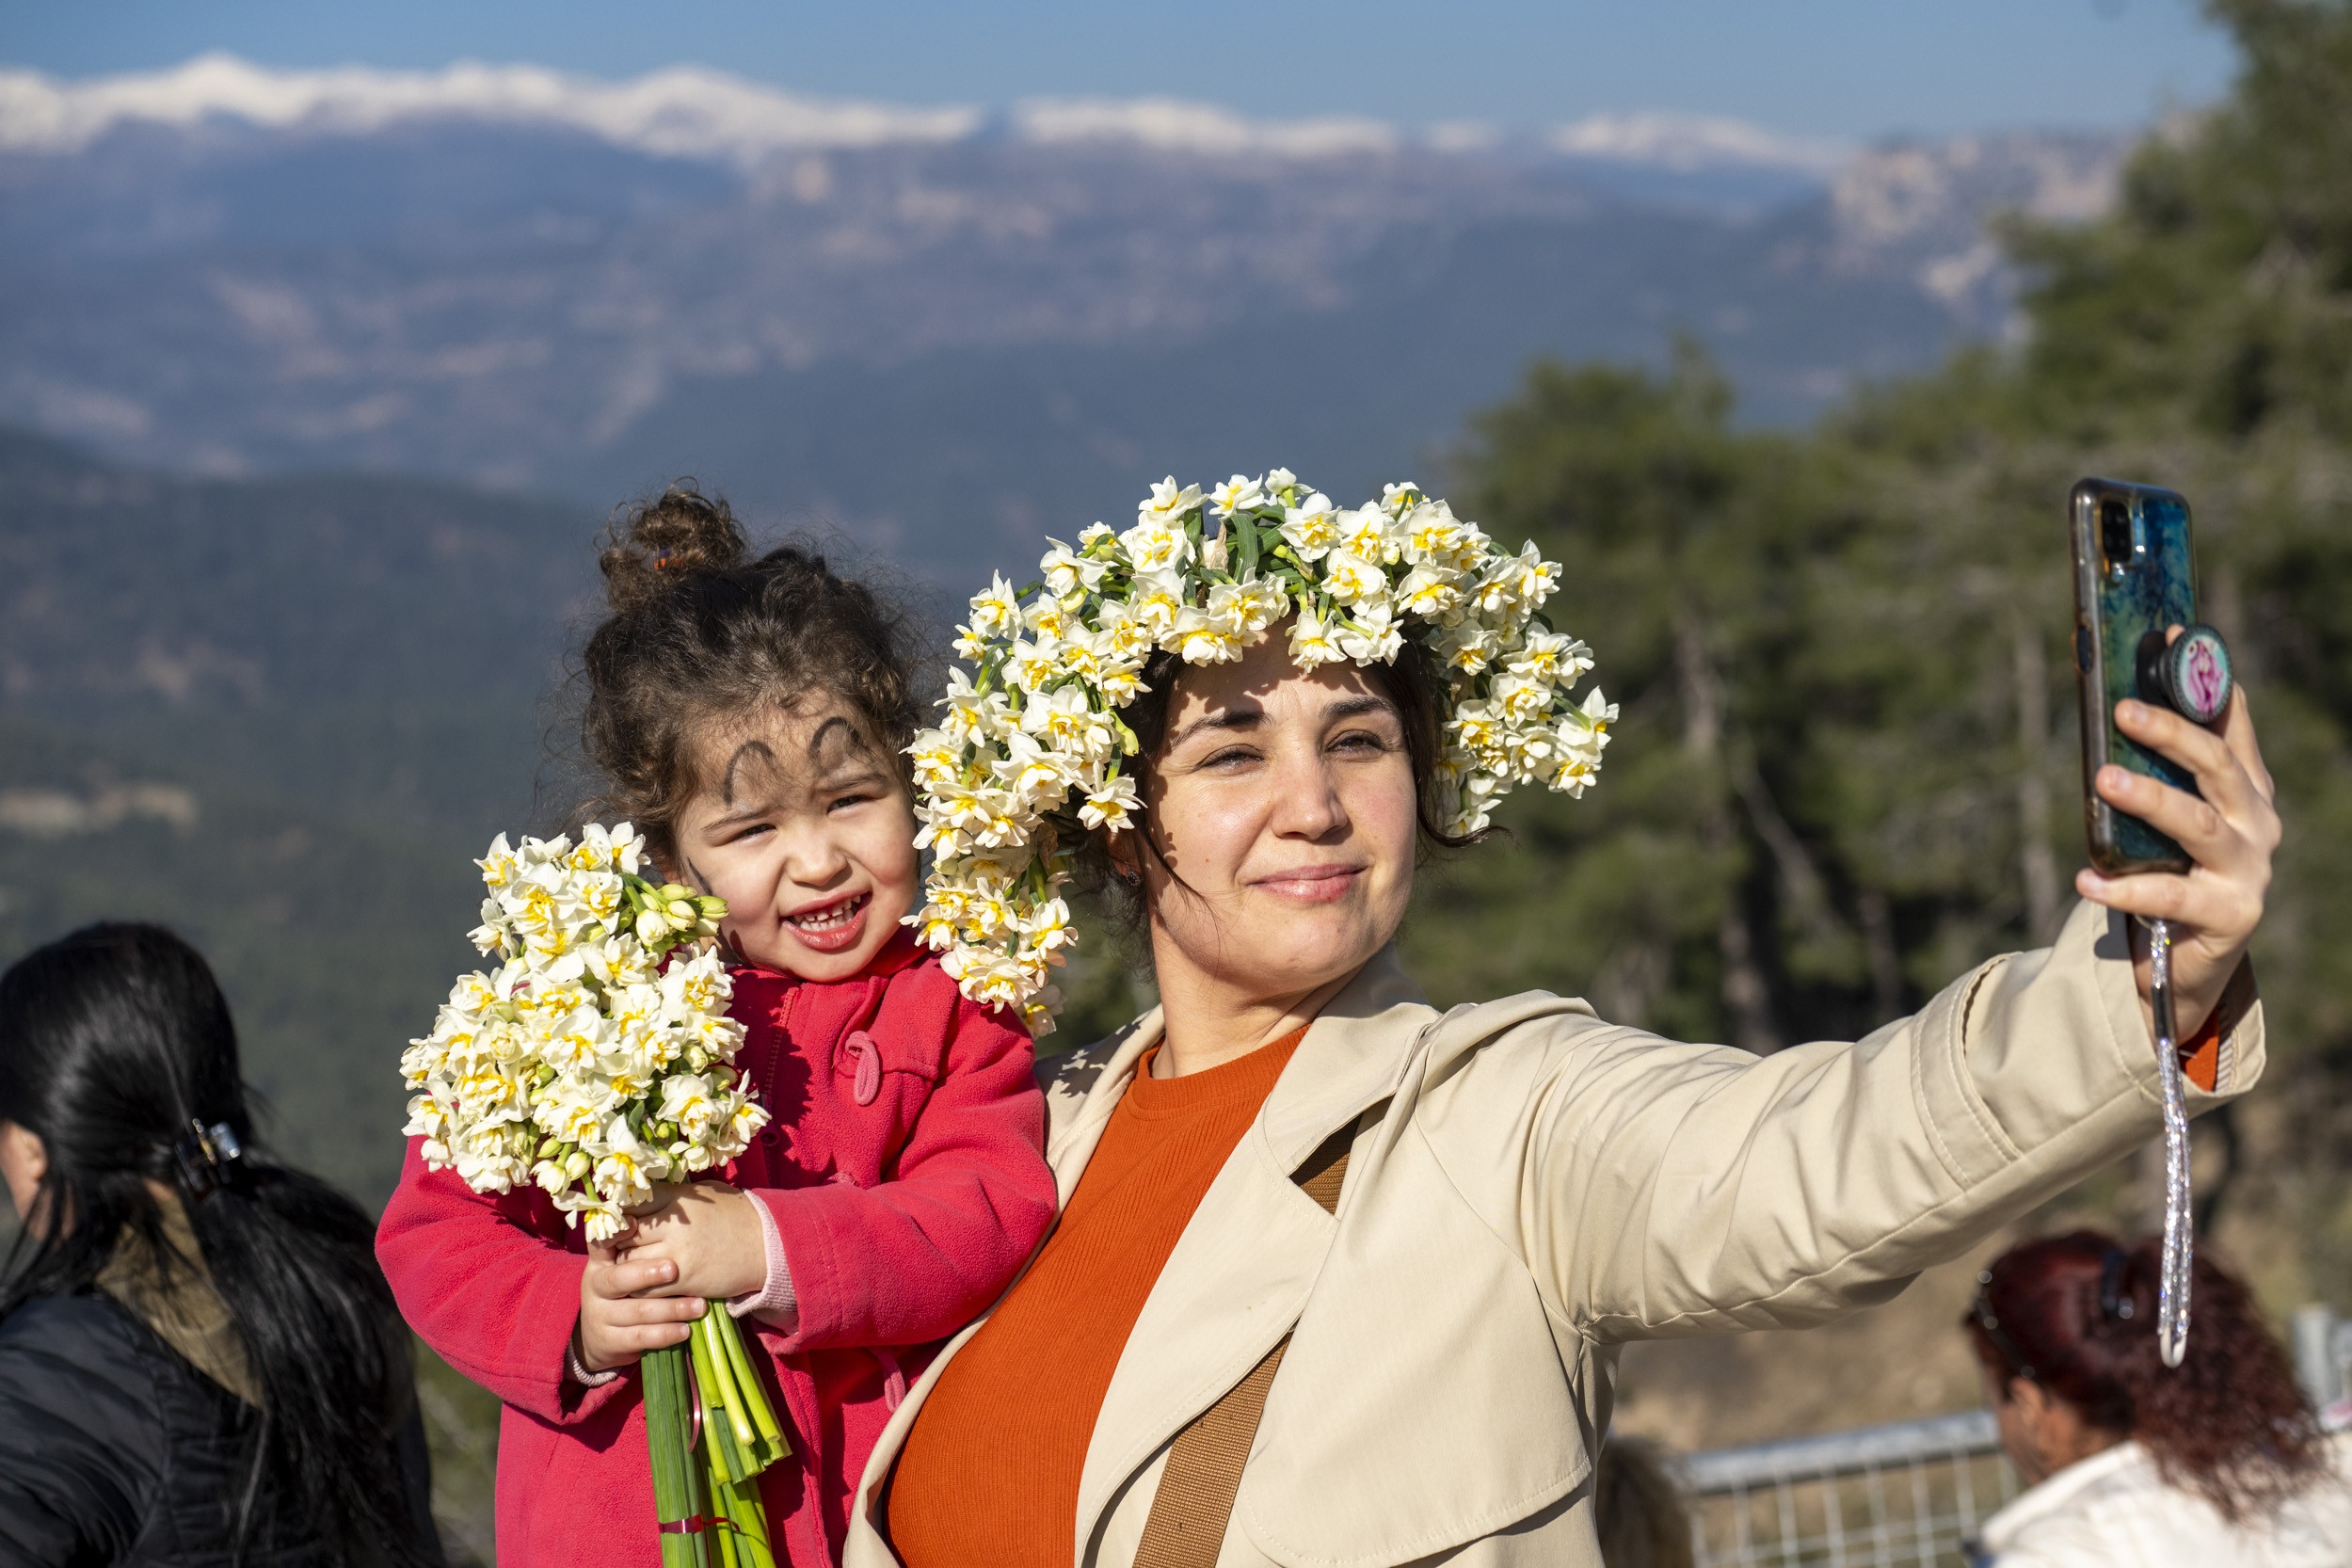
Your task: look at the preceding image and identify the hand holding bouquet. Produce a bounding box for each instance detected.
[402,823,789,1567]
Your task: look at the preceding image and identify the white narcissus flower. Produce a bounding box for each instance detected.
[968,574,1022,639]
[1395,563,1463,620]
[1138,476,1204,524]
[1508,632,1592,683]
[1120,519,1192,572]
[1337,602,1404,664]
[1209,473,1267,517]
[477,834,520,890]
[1280,493,1341,561]
[1336,505,1399,565]
[1288,607,1346,667]
[1078,774,1141,831]
[1321,551,1385,605]
[1042,537,1112,597]
[1174,608,1246,664]
[1006,638,1062,693]
[1021,684,1118,762]
[1128,568,1191,637]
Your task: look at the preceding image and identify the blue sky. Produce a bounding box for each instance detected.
[4,0,2237,140]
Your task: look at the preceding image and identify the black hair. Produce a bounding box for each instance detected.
[0,923,440,1565]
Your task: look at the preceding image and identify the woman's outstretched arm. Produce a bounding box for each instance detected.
[1432,688,2275,1341]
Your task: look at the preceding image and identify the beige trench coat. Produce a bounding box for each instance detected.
[844,900,2264,1568]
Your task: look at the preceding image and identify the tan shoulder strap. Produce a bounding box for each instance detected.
[1131,1127,1352,1568]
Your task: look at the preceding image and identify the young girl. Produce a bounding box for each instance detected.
[376,485,1059,1568]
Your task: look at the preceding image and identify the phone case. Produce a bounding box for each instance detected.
[2071,478,2199,874]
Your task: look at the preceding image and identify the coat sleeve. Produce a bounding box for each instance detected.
[1434,900,2264,1342]
[0,1298,157,1566]
[375,1137,634,1424]
[748,989,1057,1353]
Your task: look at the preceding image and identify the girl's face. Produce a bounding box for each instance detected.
[670,696,920,983]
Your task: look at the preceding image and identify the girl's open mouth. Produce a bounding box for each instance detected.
[784,890,871,953]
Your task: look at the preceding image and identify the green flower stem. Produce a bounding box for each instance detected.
[698,1309,760,1454]
[643,1340,705,1568]
[688,1319,743,1482]
[714,1308,787,1453]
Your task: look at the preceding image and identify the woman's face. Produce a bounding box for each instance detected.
[1128,632,1420,1017]
[670,696,920,983]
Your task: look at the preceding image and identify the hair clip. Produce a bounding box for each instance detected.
[1970,1285,2037,1381]
[2099,1245,2136,1320]
[172,1119,246,1200]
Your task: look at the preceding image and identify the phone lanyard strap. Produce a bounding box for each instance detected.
[2143,915,2193,1368]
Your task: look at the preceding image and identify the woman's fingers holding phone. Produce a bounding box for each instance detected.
[2076,684,2278,1040]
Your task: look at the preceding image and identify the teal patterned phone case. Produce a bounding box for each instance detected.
[2071,479,2199,874]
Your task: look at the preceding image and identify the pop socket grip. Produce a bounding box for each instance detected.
[2136,622,2233,727]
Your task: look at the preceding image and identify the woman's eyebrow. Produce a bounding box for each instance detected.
[1323,695,1395,722]
[1164,708,1263,751]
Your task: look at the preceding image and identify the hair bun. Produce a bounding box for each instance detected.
[600,482,748,611]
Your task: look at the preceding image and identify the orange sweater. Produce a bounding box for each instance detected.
[887,1029,1306,1568]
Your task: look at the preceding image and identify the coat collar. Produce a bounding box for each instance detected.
[1060,945,1440,1559]
[1045,942,1434,1187]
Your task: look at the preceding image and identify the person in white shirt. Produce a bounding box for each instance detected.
[1967,1231,2352,1567]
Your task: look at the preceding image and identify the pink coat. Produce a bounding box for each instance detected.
[376,935,1056,1568]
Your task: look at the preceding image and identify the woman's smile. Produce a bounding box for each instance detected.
[1248,862,1367,904]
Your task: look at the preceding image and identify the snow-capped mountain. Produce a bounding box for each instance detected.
[0,56,2129,579]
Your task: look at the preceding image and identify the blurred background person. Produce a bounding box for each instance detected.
[1965,1230,2352,1567]
[1594,1435,1696,1568]
[0,923,440,1566]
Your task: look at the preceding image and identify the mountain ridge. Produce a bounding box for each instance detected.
[0,52,1855,173]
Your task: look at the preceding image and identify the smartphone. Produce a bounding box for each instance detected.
[2070,477,2199,875]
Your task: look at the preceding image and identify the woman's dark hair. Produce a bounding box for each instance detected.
[1964,1229,2323,1522]
[1068,637,1480,932]
[0,922,439,1565]
[582,482,921,858]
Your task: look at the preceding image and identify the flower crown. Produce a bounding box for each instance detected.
[907,470,1615,1034]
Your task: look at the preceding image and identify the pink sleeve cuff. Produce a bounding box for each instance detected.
[728,1192,798,1331]
[567,1336,620,1388]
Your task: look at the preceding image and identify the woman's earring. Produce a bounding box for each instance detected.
[1114,863,1142,887]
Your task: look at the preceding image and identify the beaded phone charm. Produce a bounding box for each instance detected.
[2139,622,2233,1368]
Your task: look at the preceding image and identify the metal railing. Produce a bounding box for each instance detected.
[1683,1410,2018,1568]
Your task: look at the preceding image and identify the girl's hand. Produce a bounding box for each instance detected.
[2075,659,2280,1043]
[616,1183,768,1302]
[576,1240,703,1373]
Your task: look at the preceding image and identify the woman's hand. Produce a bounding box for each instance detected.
[575,1241,703,1373]
[615,1183,768,1302]
[2075,663,2280,1043]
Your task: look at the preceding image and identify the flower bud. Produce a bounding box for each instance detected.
[564,1149,591,1181]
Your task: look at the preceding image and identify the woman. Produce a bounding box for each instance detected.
[859,475,2277,1568]
[0,923,440,1566]
[1967,1232,2352,1566]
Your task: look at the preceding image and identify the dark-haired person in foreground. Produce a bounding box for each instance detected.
[0,923,440,1566]
[1966,1231,2352,1566]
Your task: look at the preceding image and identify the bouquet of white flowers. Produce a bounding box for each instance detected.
[402,823,789,1568]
